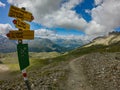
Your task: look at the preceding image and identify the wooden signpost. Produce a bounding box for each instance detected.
[7,5,34,90]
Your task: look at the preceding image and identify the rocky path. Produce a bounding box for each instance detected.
[0,52,119,90]
[0,65,9,72]
[67,57,92,90]
[0,58,11,80]
[0,64,11,80]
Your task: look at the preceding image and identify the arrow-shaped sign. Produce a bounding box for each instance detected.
[13,19,30,30]
[8,5,34,22]
[6,30,34,40]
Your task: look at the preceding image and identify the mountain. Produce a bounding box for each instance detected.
[52,39,86,50]
[0,35,86,53]
[0,36,68,53]
[84,32,120,47]
[27,38,68,52]
[0,35,16,53]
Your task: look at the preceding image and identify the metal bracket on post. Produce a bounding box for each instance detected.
[18,40,23,44]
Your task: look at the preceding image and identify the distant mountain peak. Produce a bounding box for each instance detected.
[84,32,120,47]
[109,31,120,35]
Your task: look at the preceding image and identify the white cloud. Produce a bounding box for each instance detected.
[7,0,62,16]
[0,24,12,35]
[38,0,87,30]
[7,0,86,30]
[35,28,89,42]
[92,0,120,29]
[62,0,82,10]
[86,21,106,35]
[35,29,56,39]
[95,0,103,5]
[42,8,87,30]
[83,0,120,39]
[0,1,5,7]
[7,0,120,41]
[7,0,89,42]
[85,9,91,14]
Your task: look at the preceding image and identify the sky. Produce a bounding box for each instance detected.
[0,0,120,41]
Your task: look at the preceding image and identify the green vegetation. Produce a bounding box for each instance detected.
[0,52,61,71]
[29,52,61,59]
[0,42,120,72]
[69,41,120,57]
[29,42,120,70]
[0,41,120,90]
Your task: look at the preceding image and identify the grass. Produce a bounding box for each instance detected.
[29,52,61,60]
[7,63,19,71]
[0,42,119,85]
[28,42,120,70]
[0,42,120,72]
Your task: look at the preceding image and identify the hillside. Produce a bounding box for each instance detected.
[0,33,120,90]
[85,32,120,47]
[0,52,119,90]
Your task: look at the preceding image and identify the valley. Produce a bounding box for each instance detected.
[0,35,85,53]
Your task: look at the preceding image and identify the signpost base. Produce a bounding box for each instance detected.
[22,69,31,90]
[25,80,31,90]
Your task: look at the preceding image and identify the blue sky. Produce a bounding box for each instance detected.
[0,0,10,23]
[0,0,120,40]
[73,0,94,22]
[0,0,93,36]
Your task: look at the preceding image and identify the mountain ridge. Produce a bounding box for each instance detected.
[84,32,120,47]
[0,35,84,53]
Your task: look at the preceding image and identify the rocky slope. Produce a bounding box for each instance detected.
[0,32,120,90]
[0,52,119,90]
[79,53,120,90]
[85,32,120,47]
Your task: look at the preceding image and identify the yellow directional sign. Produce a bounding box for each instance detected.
[8,5,34,22]
[7,30,34,40]
[13,19,30,30]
